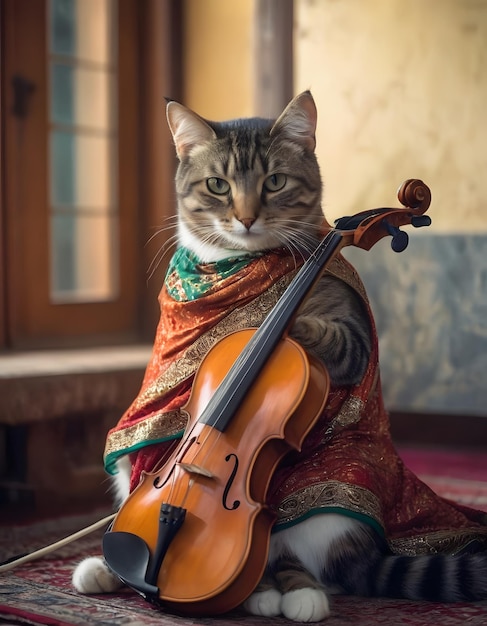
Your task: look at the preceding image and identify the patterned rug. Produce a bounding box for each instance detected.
[1,446,487,626]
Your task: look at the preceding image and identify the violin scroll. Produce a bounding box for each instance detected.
[334,179,432,253]
[397,178,431,213]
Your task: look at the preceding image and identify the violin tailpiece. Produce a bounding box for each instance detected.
[103,503,186,602]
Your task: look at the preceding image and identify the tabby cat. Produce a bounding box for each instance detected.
[72,92,487,622]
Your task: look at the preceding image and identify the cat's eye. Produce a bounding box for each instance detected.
[207,177,230,195]
[264,173,287,192]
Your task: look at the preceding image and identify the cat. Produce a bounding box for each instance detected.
[72,91,487,622]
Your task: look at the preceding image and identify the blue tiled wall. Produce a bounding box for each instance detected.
[344,234,487,416]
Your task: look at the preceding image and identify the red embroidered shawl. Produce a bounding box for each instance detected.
[104,248,487,555]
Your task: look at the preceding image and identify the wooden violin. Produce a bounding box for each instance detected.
[103,179,432,615]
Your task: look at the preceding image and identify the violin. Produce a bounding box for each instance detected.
[103,179,432,615]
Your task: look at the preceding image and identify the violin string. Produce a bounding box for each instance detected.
[179,478,195,509]
[167,233,339,506]
[150,436,194,505]
[169,230,339,482]
[169,426,222,507]
[156,229,338,510]
[159,421,219,508]
[166,463,179,504]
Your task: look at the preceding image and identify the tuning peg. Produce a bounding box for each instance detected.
[385,223,409,252]
[411,215,432,228]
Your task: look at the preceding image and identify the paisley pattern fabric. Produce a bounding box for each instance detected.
[103,248,487,556]
[165,246,264,301]
[104,247,304,475]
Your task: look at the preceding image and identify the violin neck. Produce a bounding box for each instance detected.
[259,230,344,339]
[200,229,344,432]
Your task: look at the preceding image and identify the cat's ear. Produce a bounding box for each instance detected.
[166,101,216,159]
[270,91,317,151]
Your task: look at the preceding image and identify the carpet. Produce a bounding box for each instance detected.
[1,446,487,626]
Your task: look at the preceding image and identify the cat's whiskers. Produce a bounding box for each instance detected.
[147,237,180,283]
[180,222,243,260]
[146,218,179,281]
[270,219,321,254]
[271,233,311,270]
[145,216,179,246]
[187,223,228,249]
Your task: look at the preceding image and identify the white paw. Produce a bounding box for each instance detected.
[243,588,282,617]
[72,556,123,594]
[281,588,330,622]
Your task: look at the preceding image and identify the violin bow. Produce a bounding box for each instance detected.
[0,512,116,573]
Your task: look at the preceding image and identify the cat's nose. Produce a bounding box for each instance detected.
[239,218,255,231]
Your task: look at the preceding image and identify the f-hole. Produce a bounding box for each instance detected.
[222,453,240,510]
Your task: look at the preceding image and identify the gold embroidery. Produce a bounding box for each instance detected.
[104,410,188,459]
[334,395,364,428]
[322,396,364,443]
[389,528,487,556]
[326,256,369,305]
[134,274,297,409]
[276,481,487,556]
[133,259,361,411]
[275,481,384,529]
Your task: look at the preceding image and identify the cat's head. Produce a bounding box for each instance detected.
[166,91,323,262]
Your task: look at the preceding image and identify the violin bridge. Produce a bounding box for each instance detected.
[177,462,214,479]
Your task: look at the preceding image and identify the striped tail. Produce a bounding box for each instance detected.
[373,553,487,602]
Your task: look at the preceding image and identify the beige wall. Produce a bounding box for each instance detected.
[181,0,487,231]
[182,0,255,119]
[294,0,487,416]
[295,0,487,232]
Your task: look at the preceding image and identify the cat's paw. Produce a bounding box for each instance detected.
[290,316,326,350]
[281,588,330,622]
[72,556,123,594]
[243,588,282,617]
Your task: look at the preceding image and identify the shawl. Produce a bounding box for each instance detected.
[104,246,487,556]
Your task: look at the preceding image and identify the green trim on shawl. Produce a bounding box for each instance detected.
[272,507,385,538]
[104,430,184,475]
[165,247,263,301]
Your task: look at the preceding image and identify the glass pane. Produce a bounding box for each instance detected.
[76,0,115,65]
[74,134,114,210]
[50,0,115,65]
[51,212,75,293]
[50,131,75,207]
[51,63,115,130]
[50,0,76,57]
[75,66,115,129]
[48,0,118,303]
[51,64,74,124]
[51,213,118,302]
[50,132,115,210]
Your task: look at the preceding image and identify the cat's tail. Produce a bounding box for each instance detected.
[372,552,487,602]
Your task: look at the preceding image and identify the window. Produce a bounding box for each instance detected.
[1,0,181,350]
[49,0,118,304]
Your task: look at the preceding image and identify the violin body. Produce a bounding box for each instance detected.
[108,329,329,614]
